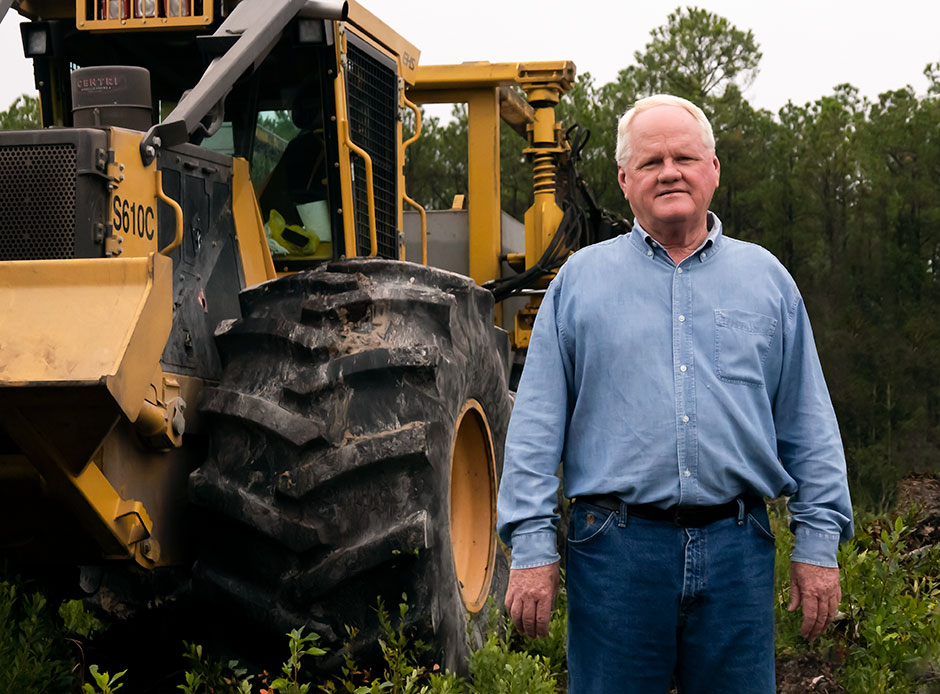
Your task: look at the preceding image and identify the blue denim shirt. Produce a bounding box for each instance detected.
[496,214,854,570]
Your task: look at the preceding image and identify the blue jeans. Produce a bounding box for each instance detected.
[566,500,776,694]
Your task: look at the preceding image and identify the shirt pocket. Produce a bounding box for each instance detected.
[713,308,777,387]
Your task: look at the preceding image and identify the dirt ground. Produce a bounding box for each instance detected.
[773,474,940,693]
[896,474,940,549]
[776,653,846,694]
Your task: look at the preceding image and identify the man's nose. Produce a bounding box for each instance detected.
[658,159,680,181]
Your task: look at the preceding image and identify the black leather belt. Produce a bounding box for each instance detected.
[576,493,763,528]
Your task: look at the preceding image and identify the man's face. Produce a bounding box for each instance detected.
[617,105,720,232]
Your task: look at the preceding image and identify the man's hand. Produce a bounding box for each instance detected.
[788,560,841,640]
[505,562,560,639]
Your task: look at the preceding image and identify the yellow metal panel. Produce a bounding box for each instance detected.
[0,253,173,422]
[498,86,535,138]
[108,128,161,258]
[413,63,525,90]
[408,89,476,107]
[231,157,277,286]
[524,192,565,272]
[156,169,184,255]
[100,387,206,566]
[73,455,153,551]
[466,88,501,288]
[333,25,358,257]
[0,405,155,566]
[412,61,575,91]
[345,0,420,84]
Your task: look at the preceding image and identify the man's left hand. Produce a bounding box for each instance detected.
[788,560,841,640]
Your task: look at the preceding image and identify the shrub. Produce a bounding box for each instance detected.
[0,578,80,693]
[774,503,940,694]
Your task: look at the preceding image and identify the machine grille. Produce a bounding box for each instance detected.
[0,144,77,260]
[345,40,398,259]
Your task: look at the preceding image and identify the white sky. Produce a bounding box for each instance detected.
[2,0,938,114]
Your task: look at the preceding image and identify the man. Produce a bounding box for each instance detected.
[496,94,853,693]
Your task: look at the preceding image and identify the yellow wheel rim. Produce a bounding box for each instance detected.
[448,399,497,613]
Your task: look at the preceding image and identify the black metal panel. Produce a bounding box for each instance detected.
[344,33,398,259]
[0,128,109,261]
[157,145,243,380]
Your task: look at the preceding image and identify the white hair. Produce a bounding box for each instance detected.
[615,94,715,168]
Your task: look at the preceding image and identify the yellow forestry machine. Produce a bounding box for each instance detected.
[0,0,624,669]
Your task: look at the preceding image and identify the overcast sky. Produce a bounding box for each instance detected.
[2,0,938,114]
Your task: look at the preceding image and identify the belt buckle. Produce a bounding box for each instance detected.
[672,506,691,527]
[672,506,711,527]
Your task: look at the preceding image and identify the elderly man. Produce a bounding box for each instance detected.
[496,94,853,693]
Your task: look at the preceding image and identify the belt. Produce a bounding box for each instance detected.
[575,493,763,528]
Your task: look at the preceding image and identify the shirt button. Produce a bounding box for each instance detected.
[647,250,654,257]
[680,365,687,372]
[677,268,683,274]
[701,251,707,259]
[678,315,686,322]
[684,470,691,477]
[682,415,690,423]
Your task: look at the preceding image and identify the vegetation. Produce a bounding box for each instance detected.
[0,579,79,692]
[773,501,940,693]
[0,575,106,692]
[0,93,39,130]
[3,498,938,692]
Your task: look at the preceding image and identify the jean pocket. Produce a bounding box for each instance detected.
[568,502,617,546]
[746,512,777,544]
[714,308,777,387]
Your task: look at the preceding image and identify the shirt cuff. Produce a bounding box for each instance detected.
[790,525,840,568]
[508,530,560,570]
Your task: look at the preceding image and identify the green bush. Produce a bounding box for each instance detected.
[84,665,126,694]
[834,514,940,693]
[60,598,105,639]
[177,641,254,694]
[774,503,940,694]
[0,578,80,693]
[464,613,556,694]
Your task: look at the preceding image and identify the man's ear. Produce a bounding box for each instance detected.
[617,165,630,199]
[713,154,721,188]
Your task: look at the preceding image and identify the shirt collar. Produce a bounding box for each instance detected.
[629,212,724,262]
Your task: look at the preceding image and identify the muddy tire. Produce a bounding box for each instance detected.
[189,258,512,671]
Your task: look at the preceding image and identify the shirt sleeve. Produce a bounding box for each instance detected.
[774,294,854,568]
[496,273,573,569]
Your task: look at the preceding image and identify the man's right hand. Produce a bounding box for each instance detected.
[504,562,560,639]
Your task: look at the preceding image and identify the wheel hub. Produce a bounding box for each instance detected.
[449,399,497,613]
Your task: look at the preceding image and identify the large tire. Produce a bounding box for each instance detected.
[189,258,512,671]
